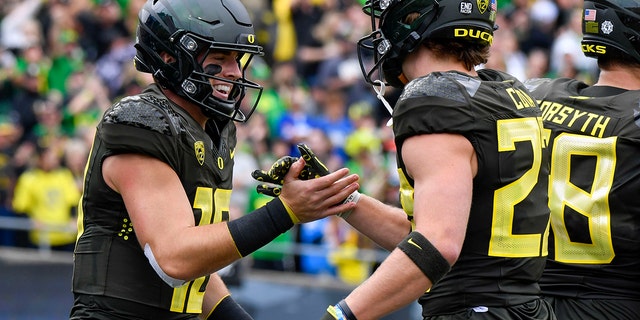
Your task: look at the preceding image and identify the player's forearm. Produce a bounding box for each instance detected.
[343,194,411,251]
[344,249,431,319]
[200,274,252,319]
[150,198,293,281]
[149,223,242,282]
[200,273,231,317]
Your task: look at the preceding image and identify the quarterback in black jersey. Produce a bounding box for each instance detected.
[318,0,555,319]
[525,0,640,318]
[69,0,359,319]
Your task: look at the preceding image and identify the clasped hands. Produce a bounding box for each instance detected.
[251,143,359,222]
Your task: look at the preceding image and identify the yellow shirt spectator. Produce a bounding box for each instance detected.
[12,146,80,248]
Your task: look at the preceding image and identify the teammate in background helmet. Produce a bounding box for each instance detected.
[525,0,640,318]
[69,0,359,319]
[318,0,555,318]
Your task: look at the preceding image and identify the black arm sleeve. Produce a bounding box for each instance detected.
[205,295,252,320]
[227,197,294,257]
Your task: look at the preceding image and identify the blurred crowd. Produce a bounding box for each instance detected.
[0,0,599,285]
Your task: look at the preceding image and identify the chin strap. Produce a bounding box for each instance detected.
[373,80,394,127]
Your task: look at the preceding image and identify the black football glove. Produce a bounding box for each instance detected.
[251,155,298,197]
[251,143,330,197]
[298,143,330,178]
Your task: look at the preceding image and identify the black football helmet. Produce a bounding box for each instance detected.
[357,0,497,87]
[134,0,264,122]
[582,0,640,63]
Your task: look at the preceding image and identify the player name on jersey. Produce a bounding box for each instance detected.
[538,100,611,138]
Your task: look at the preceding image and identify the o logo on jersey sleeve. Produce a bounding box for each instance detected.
[194,141,205,166]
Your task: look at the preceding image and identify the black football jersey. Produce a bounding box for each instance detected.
[393,70,551,316]
[526,78,640,303]
[72,84,237,316]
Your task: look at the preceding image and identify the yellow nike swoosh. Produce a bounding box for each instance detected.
[230,148,235,159]
[408,238,422,250]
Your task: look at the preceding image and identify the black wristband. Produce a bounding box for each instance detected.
[337,299,357,320]
[397,231,451,285]
[205,295,252,320]
[227,197,294,257]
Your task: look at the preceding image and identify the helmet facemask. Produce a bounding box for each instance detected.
[357,0,440,88]
[357,0,496,88]
[134,0,264,123]
[171,31,263,122]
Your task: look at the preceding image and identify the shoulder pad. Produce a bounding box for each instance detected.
[400,73,477,103]
[104,94,183,136]
[523,77,553,92]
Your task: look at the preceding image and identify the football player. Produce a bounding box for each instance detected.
[69,0,359,319]
[317,0,554,318]
[525,0,640,318]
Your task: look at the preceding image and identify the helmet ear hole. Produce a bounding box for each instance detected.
[153,62,181,88]
[162,62,180,81]
[402,32,422,52]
